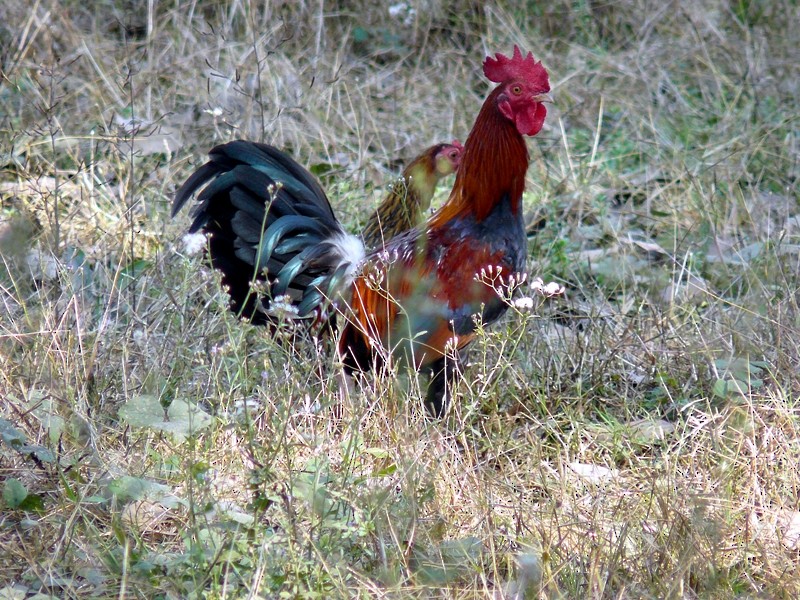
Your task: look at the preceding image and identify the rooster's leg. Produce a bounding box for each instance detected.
[425,354,462,417]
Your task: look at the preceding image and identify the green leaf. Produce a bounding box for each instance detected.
[119,259,151,289]
[292,470,331,518]
[219,507,256,526]
[107,475,185,509]
[64,245,94,293]
[4,478,28,508]
[0,419,26,448]
[82,495,108,504]
[166,398,213,438]
[119,394,165,427]
[108,476,166,502]
[21,444,56,463]
[374,463,397,477]
[18,494,45,512]
[0,420,55,464]
[714,357,767,383]
[713,377,750,399]
[309,162,338,178]
[363,447,389,459]
[2,479,43,513]
[413,536,482,585]
[41,414,65,447]
[119,395,211,441]
[712,378,730,398]
[440,536,482,566]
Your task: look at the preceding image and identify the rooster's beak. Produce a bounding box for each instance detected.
[532,92,554,104]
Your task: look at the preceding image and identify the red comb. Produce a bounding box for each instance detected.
[483,45,550,90]
[450,140,464,150]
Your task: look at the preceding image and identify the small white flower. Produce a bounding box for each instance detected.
[513,296,535,311]
[530,277,565,297]
[388,2,416,25]
[388,2,406,18]
[269,294,300,318]
[445,335,459,351]
[507,272,528,289]
[543,282,565,296]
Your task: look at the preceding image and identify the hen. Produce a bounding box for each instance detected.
[362,141,462,249]
[173,47,550,415]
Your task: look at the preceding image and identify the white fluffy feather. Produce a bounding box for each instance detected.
[330,232,366,281]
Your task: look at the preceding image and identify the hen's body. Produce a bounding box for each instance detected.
[362,142,462,249]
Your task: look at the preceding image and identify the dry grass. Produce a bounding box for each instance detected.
[1,0,799,598]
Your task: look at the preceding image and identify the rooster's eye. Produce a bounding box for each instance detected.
[511,85,522,95]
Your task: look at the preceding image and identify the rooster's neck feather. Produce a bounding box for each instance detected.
[430,87,529,226]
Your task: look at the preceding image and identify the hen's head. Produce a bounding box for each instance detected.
[433,140,463,176]
[484,46,551,136]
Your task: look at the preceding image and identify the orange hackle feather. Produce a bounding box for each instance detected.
[430,46,549,225]
[429,89,529,225]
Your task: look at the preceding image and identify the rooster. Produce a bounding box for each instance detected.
[362,141,462,249]
[173,47,550,415]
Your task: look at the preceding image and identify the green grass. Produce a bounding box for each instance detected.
[1,0,799,597]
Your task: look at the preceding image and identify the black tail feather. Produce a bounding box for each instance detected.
[173,141,363,325]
